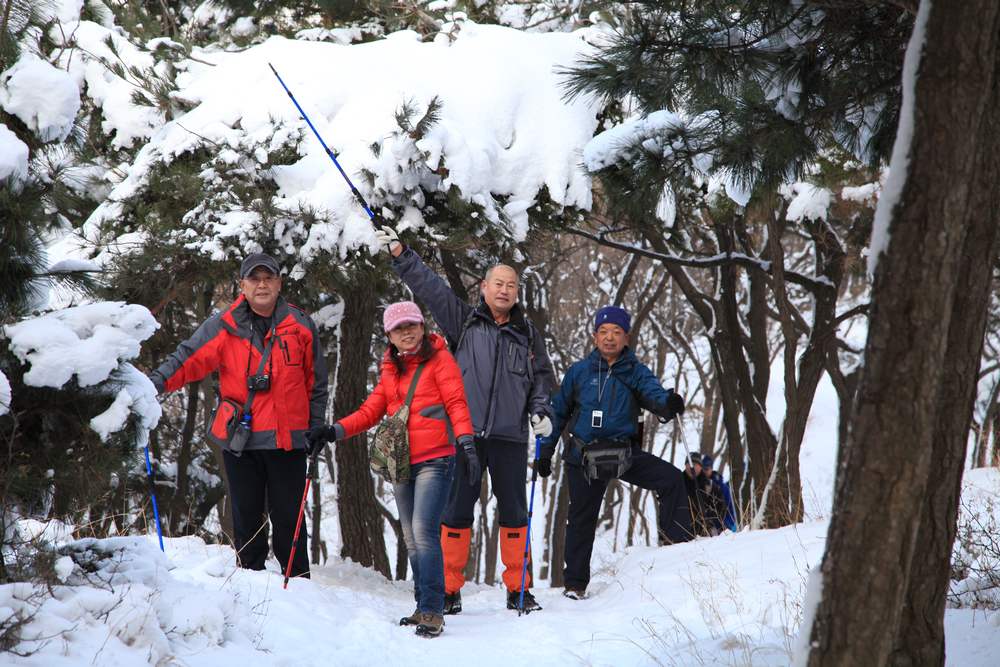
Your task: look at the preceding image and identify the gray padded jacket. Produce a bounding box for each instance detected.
[392,248,554,443]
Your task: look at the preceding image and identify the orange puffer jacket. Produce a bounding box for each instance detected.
[337,334,473,464]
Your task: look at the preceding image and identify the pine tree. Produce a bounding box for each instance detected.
[564,1,911,193]
[0,2,157,579]
[561,3,893,526]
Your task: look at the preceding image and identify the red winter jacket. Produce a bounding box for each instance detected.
[150,295,328,451]
[337,334,473,464]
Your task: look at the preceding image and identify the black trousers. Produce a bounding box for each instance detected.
[563,450,692,589]
[442,436,528,529]
[223,449,310,579]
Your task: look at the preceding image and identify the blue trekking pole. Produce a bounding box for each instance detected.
[267,63,377,222]
[143,443,165,551]
[518,435,542,615]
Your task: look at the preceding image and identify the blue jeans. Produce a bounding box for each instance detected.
[394,455,455,614]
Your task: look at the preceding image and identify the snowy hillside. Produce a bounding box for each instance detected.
[7,470,1000,667]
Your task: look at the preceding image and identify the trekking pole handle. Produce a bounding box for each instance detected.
[530,434,541,480]
[267,63,377,222]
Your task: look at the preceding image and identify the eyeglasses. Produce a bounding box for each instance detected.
[243,273,279,284]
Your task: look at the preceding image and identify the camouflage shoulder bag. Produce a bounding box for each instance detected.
[369,362,426,485]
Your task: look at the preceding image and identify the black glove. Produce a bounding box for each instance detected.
[458,435,480,486]
[536,457,552,478]
[305,424,340,456]
[666,391,685,417]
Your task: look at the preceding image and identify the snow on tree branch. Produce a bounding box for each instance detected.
[75,21,603,271]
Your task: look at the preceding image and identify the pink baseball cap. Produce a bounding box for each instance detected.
[383,301,424,333]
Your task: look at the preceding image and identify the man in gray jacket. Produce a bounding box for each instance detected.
[376,227,554,614]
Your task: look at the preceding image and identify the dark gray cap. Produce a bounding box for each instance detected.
[240,252,280,278]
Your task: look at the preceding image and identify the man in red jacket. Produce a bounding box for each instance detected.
[150,253,328,578]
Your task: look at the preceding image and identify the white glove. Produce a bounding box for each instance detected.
[531,414,553,438]
[374,225,401,254]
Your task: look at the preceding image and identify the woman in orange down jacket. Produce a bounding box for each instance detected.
[307,301,479,638]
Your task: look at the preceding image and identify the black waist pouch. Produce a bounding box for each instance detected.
[581,437,634,482]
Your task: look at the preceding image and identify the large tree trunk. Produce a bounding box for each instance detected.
[334,280,390,578]
[805,2,1000,665]
[889,17,1000,666]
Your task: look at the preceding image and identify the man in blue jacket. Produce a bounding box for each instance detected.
[537,306,692,599]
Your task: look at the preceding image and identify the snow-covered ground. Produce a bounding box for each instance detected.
[4,335,996,666]
[5,470,999,666]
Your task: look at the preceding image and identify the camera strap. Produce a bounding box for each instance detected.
[242,326,277,418]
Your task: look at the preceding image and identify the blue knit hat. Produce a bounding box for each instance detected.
[594,306,631,333]
[702,455,714,468]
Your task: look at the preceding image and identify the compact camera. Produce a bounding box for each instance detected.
[247,374,271,392]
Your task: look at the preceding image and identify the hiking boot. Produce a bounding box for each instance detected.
[563,587,586,600]
[443,591,462,615]
[506,589,542,613]
[399,608,421,626]
[414,612,445,637]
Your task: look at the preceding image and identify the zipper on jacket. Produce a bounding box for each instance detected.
[479,324,504,438]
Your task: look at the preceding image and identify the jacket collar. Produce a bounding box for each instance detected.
[587,346,638,373]
[381,333,445,375]
[473,297,530,334]
[221,295,291,340]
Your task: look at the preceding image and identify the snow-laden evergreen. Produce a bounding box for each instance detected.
[3,302,161,438]
[64,18,604,272]
[0,123,29,182]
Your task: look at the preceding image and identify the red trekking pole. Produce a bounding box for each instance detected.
[284,451,320,589]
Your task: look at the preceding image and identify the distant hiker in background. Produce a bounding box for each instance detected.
[375,226,555,614]
[537,306,691,601]
[307,301,476,638]
[149,253,327,580]
[683,452,709,536]
[684,452,728,536]
[701,455,737,533]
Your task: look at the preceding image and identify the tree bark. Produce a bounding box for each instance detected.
[992,407,1000,468]
[714,223,782,526]
[548,472,569,587]
[889,10,1000,662]
[334,280,391,578]
[310,474,322,565]
[378,502,408,580]
[168,382,199,534]
[972,380,1000,468]
[769,216,846,524]
[485,503,500,586]
[806,2,1000,664]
